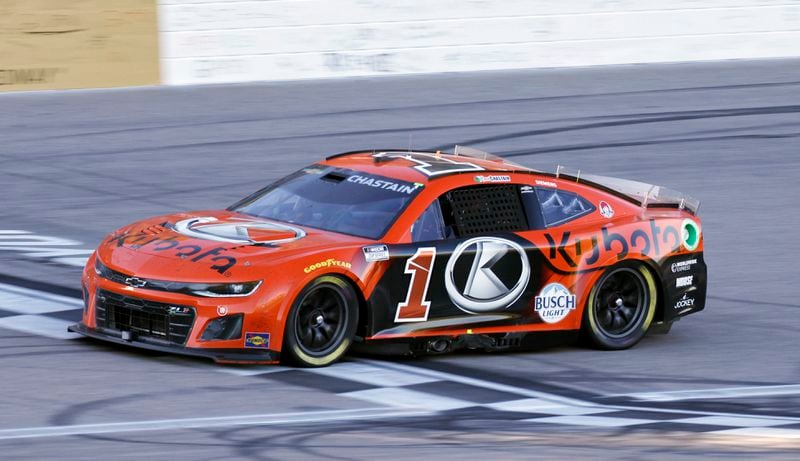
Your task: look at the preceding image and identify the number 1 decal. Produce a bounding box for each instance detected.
[373,152,483,177]
[395,247,436,322]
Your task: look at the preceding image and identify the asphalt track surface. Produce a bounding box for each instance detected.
[2,59,800,459]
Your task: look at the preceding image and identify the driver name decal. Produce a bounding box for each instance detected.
[347,174,420,194]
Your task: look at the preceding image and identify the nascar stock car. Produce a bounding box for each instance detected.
[71,147,706,367]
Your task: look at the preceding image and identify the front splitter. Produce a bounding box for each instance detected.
[68,323,280,364]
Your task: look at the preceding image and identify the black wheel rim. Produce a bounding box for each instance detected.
[294,285,348,356]
[593,268,648,338]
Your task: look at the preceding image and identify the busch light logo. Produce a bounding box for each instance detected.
[534,283,576,324]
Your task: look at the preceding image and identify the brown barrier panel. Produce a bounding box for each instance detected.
[0,0,159,91]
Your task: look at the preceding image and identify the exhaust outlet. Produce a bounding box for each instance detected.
[427,338,451,353]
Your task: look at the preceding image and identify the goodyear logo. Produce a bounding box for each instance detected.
[304,258,352,274]
[245,332,270,349]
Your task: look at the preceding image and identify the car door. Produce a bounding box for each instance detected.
[365,181,550,337]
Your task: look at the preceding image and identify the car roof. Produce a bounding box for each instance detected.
[322,149,539,183]
[319,149,698,215]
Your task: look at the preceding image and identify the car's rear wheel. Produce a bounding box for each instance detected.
[582,263,657,350]
[283,275,358,367]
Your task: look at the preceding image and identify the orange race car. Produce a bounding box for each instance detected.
[71,147,706,366]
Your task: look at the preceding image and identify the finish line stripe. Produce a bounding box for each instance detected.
[0,407,428,440]
[615,384,800,402]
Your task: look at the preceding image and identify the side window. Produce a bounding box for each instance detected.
[411,200,447,242]
[524,187,595,228]
[441,184,528,237]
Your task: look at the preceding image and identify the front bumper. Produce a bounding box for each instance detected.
[69,323,280,364]
[80,253,289,363]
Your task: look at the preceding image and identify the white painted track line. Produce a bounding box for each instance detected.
[0,407,430,440]
[355,360,800,427]
[0,282,82,339]
[0,314,80,340]
[616,384,800,402]
[0,282,82,314]
[307,361,440,387]
[527,415,654,427]
[342,388,473,411]
[486,399,614,416]
[711,427,800,440]
[674,415,798,428]
[355,358,590,407]
[215,365,294,376]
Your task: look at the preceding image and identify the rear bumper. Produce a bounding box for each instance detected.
[68,323,280,364]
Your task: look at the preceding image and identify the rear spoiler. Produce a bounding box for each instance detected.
[556,166,701,215]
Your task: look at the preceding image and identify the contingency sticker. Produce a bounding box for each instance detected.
[474,175,511,183]
[598,201,614,219]
[244,332,270,348]
[363,244,390,262]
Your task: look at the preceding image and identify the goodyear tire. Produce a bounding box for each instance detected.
[283,275,358,367]
[582,263,657,350]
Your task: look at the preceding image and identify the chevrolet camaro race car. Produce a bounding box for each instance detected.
[71,147,707,367]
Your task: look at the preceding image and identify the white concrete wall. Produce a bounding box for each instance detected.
[159,0,800,85]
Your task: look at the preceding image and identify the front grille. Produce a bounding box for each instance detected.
[95,289,195,345]
[99,264,130,285]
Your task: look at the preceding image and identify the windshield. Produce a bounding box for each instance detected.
[230,165,423,239]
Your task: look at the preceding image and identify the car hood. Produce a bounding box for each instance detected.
[96,210,368,282]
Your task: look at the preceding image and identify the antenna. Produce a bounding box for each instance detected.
[407,133,413,155]
[642,185,657,208]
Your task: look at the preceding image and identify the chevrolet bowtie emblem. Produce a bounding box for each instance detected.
[124,277,147,288]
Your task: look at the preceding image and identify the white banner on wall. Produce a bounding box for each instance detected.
[159,0,800,85]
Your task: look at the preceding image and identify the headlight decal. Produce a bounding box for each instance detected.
[184,280,262,298]
[95,258,262,298]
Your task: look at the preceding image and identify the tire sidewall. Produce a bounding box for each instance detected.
[583,262,657,350]
[283,275,359,367]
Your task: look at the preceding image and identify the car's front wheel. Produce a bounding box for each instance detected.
[283,275,358,367]
[582,263,657,350]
